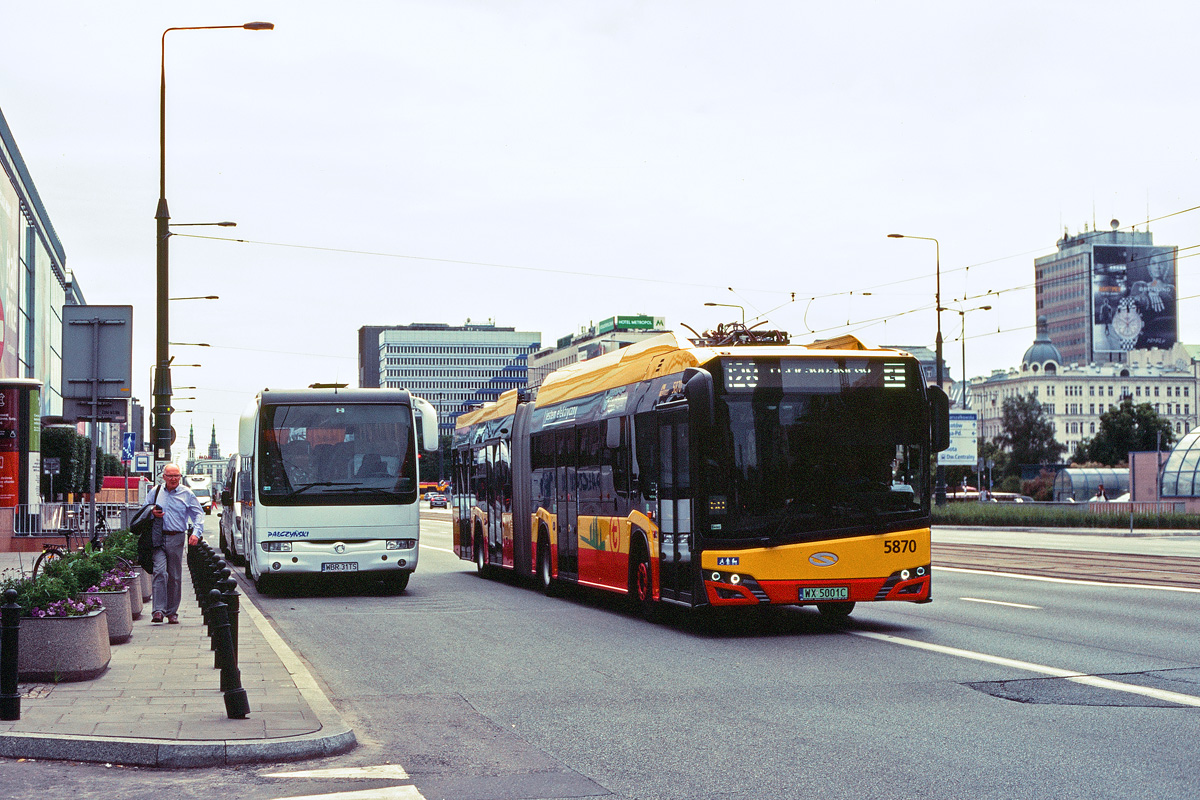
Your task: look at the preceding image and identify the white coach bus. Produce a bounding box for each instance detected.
[238,387,437,592]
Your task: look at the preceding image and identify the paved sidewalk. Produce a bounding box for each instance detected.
[0,550,355,767]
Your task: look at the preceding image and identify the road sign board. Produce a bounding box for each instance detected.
[938,410,979,466]
[121,432,136,462]
[132,452,152,474]
[43,457,60,475]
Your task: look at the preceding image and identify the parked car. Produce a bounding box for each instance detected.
[427,493,448,508]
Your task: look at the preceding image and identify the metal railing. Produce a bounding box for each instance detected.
[11,503,139,536]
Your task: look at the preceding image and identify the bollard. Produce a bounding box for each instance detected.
[208,594,250,718]
[217,574,240,669]
[1,588,20,721]
[208,567,232,651]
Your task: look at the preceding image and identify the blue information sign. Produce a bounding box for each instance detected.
[121,432,137,462]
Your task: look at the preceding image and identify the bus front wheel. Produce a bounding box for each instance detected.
[817,602,855,620]
[387,571,410,593]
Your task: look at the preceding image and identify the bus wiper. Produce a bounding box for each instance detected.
[290,481,355,495]
[343,486,401,496]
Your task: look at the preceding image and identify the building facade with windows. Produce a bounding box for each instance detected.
[1035,222,1178,366]
[359,321,540,439]
[0,106,78,418]
[973,320,1197,456]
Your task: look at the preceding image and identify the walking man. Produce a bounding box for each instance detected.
[150,464,203,624]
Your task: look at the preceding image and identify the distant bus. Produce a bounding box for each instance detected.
[453,329,949,619]
[239,387,438,592]
[419,481,450,496]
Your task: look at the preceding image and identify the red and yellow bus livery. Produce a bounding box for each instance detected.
[453,327,949,619]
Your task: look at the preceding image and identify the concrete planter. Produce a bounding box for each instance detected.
[120,574,143,619]
[82,588,133,644]
[17,608,111,681]
[138,567,152,602]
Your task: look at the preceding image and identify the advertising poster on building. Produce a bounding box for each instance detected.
[0,387,19,506]
[1092,245,1178,353]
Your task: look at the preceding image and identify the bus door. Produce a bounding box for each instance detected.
[657,409,693,604]
[454,447,473,562]
[556,428,579,579]
[486,441,506,566]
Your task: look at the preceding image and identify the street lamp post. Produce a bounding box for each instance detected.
[154,22,272,464]
[704,301,745,325]
[888,232,946,505]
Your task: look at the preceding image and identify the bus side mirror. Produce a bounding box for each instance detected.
[683,367,715,430]
[220,489,233,506]
[928,386,950,452]
[412,396,439,452]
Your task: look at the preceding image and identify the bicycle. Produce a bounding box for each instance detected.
[32,531,74,579]
[31,515,127,579]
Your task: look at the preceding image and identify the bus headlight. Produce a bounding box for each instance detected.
[387,539,417,550]
[262,541,292,552]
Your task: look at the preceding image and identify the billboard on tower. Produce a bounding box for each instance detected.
[1092,245,1178,354]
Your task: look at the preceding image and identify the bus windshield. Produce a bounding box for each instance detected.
[258,402,417,506]
[710,356,928,541]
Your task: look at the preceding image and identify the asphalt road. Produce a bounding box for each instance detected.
[4,512,1198,800]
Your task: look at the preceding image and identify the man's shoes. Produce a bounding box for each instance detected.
[152,612,164,623]
[168,614,179,624]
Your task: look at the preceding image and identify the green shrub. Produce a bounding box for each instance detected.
[932,502,1200,529]
[0,571,76,616]
[66,555,102,594]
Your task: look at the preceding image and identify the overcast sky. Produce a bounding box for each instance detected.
[4,1,1200,457]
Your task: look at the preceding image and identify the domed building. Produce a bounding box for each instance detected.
[1021,316,1062,374]
[972,320,1196,456]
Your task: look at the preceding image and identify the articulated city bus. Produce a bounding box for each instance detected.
[239,387,438,592]
[453,327,950,618]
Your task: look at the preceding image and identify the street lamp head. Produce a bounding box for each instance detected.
[243,21,274,30]
[887,233,905,239]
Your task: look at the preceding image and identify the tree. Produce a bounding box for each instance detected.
[995,394,1066,479]
[1081,399,1175,466]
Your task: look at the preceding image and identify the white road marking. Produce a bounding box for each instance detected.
[263,765,411,780]
[937,565,1200,594]
[851,630,1200,707]
[960,597,1042,609]
[421,544,455,555]
[269,787,424,800]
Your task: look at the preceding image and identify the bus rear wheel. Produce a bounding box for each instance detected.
[475,532,489,577]
[632,547,659,622]
[537,536,557,597]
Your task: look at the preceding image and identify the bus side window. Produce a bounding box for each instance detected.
[239,455,254,503]
[634,412,657,504]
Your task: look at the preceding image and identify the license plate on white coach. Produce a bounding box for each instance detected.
[321,562,358,572]
[802,587,848,601]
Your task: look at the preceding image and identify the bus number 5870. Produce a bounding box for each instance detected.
[884,539,917,554]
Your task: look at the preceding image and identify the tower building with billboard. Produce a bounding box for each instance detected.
[1035,221,1178,365]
